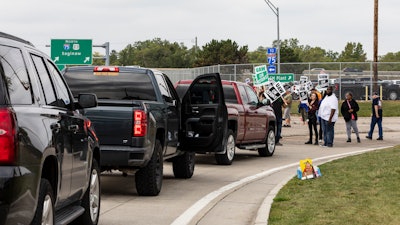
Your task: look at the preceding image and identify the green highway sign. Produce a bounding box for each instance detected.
[51,39,92,65]
[268,73,294,82]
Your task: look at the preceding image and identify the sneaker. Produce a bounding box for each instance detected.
[366,136,372,140]
[276,142,283,146]
[357,137,361,143]
[314,142,318,145]
[346,138,351,143]
[377,137,383,140]
[305,141,312,144]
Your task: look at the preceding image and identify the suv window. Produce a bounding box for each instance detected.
[0,44,32,104]
[64,69,157,101]
[31,54,57,106]
[47,60,71,108]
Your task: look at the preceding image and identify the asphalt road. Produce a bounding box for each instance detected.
[97,116,399,225]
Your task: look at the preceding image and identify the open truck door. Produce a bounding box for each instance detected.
[179,73,227,153]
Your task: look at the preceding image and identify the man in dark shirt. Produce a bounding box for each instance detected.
[271,97,283,146]
[366,92,383,140]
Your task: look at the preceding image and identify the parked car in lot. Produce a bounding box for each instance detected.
[175,80,276,165]
[0,32,100,225]
[332,77,400,100]
[342,67,363,75]
[63,67,227,196]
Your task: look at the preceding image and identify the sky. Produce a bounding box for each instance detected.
[2,0,399,60]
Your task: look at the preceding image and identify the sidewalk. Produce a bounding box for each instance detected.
[280,116,397,139]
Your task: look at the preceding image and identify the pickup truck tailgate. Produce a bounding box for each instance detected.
[85,105,135,146]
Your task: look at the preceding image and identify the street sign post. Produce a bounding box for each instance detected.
[268,73,294,82]
[51,39,93,65]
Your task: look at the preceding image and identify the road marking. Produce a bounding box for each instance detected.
[171,146,393,225]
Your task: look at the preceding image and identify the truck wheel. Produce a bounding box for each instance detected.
[73,159,100,225]
[215,130,235,165]
[31,179,55,225]
[258,128,275,157]
[389,91,398,100]
[172,152,195,179]
[135,140,163,196]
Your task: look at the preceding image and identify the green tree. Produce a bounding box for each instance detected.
[248,46,267,63]
[195,39,248,67]
[118,38,192,68]
[109,50,119,65]
[337,42,367,62]
[92,52,105,65]
[278,39,302,63]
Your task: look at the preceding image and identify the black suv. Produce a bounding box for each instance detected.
[0,32,100,225]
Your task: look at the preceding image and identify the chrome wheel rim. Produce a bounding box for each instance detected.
[226,134,235,161]
[90,169,100,222]
[267,130,275,154]
[42,194,54,225]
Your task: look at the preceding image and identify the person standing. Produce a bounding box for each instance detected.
[305,92,319,145]
[271,97,284,146]
[340,92,361,143]
[282,87,292,127]
[318,86,338,147]
[366,91,383,140]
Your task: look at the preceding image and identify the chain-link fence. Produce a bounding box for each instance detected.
[159,62,400,101]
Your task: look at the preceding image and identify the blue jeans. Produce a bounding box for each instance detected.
[321,119,335,147]
[368,116,383,138]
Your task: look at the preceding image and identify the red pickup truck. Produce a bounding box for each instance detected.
[175,79,276,165]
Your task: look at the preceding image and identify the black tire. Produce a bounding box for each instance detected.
[258,128,275,157]
[172,152,195,179]
[73,159,101,225]
[215,130,235,165]
[31,179,55,225]
[135,140,163,196]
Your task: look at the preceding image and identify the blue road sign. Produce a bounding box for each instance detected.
[267,56,276,65]
[267,47,277,55]
[268,65,276,74]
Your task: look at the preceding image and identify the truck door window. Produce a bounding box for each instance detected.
[155,73,174,103]
[238,85,249,104]
[245,86,258,105]
[0,45,32,105]
[223,85,238,104]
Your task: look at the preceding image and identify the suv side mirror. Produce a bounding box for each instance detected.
[78,93,98,108]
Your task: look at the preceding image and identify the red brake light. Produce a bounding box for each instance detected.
[93,66,119,72]
[133,110,147,137]
[0,108,16,163]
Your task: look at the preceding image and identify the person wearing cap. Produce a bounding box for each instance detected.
[366,91,383,140]
[282,87,292,127]
[318,86,338,147]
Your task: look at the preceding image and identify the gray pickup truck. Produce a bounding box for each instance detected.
[63,66,227,196]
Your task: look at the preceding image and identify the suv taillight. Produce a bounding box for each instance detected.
[133,110,147,137]
[0,108,16,163]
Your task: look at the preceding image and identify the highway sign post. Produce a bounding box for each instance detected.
[51,39,93,65]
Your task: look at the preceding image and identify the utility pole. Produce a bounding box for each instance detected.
[263,0,280,74]
[373,0,379,92]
